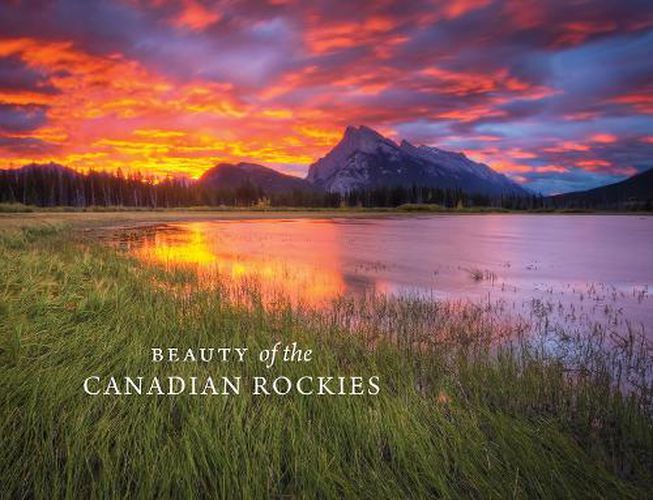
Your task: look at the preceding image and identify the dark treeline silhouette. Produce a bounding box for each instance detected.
[0,164,548,209]
[3,163,651,210]
[0,164,325,207]
[0,163,540,209]
[1,164,194,207]
[340,184,543,210]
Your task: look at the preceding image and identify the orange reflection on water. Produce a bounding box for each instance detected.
[146,223,216,265]
[134,221,346,306]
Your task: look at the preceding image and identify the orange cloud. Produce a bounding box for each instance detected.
[174,0,221,30]
[507,149,537,159]
[421,67,498,95]
[609,92,653,114]
[304,16,405,56]
[553,20,617,46]
[440,0,492,19]
[590,133,617,143]
[503,0,546,30]
[563,111,602,121]
[464,148,533,174]
[537,164,569,173]
[437,105,506,122]
[419,66,553,100]
[543,142,590,153]
[576,159,611,170]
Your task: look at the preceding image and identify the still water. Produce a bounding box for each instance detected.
[121,215,653,334]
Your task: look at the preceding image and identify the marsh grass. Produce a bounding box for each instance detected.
[0,223,652,498]
[461,267,498,283]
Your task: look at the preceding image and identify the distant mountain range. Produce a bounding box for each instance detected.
[200,162,313,194]
[307,125,527,196]
[194,125,527,197]
[549,167,653,209]
[2,126,651,209]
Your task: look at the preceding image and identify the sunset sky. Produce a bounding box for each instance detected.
[0,0,652,194]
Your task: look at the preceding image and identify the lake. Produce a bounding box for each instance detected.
[119,214,653,338]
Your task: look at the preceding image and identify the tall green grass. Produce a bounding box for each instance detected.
[0,223,651,498]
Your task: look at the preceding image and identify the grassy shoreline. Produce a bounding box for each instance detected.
[1,208,651,236]
[1,218,652,498]
[2,201,652,217]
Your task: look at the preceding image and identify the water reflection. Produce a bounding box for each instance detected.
[126,220,349,305]
[117,215,653,335]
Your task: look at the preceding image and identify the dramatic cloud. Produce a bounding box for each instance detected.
[0,0,651,193]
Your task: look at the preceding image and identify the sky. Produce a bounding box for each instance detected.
[0,0,652,194]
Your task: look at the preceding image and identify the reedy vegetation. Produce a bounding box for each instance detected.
[0,222,651,498]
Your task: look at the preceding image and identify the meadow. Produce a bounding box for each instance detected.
[0,213,651,498]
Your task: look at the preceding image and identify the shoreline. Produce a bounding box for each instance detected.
[1,208,652,233]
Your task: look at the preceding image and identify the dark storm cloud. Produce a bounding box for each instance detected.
[0,135,56,155]
[0,104,48,133]
[0,56,59,94]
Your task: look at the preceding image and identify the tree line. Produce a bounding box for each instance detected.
[1,163,548,209]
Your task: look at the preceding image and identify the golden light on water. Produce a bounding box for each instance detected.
[146,223,216,265]
[135,221,346,306]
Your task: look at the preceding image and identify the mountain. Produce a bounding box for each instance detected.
[199,162,313,194]
[306,125,527,196]
[548,168,653,209]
